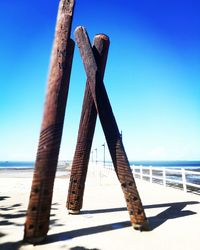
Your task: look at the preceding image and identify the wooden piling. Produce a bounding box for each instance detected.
[24,0,75,243]
[67,34,110,213]
[74,26,149,230]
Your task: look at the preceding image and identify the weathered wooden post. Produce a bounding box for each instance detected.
[74,26,149,230]
[67,34,110,213]
[24,0,75,243]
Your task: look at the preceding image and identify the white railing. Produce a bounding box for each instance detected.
[131,165,200,193]
[93,162,200,194]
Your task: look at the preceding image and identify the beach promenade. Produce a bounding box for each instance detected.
[0,166,200,250]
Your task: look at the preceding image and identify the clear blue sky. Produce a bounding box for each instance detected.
[0,0,200,161]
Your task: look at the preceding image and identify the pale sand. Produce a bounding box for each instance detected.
[0,166,200,250]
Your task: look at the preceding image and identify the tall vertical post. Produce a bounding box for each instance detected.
[95,148,98,164]
[67,34,109,213]
[102,143,105,166]
[91,150,94,162]
[24,0,75,243]
[74,26,149,230]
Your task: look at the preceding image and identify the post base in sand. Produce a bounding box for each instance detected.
[132,220,149,231]
[23,236,46,245]
[68,209,80,215]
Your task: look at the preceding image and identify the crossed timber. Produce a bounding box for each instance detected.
[67,27,148,231]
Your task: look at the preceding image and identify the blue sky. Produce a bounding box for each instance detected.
[0,0,200,161]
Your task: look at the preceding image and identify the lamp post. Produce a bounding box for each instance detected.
[102,143,105,166]
[91,150,93,163]
[95,148,98,164]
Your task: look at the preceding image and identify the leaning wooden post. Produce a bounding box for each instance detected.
[75,26,149,230]
[67,34,109,213]
[24,0,75,243]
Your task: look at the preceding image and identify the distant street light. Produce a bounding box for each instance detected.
[120,130,123,141]
[91,150,93,162]
[102,143,105,166]
[95,148,98,164]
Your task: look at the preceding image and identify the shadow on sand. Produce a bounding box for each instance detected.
[70,247,100,250]
[0,201,62,249]
[146,201,198,230]
[0,201,198,248]
[0,241,22,250]
[42,200,198,245]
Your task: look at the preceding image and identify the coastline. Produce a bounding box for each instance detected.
[0,163,71,179]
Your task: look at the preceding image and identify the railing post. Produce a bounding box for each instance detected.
[149,166,152,183]
[132,166,135,178]
[182,168,187,192]
[140,165,143,180]
[163,168,166,187]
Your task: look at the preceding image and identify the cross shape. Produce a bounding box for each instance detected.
[67,27,148,232]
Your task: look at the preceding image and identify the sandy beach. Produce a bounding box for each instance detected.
[0,165,200,250]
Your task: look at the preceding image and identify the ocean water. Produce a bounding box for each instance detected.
[0,161,68,169]
[130,160,200,169]
[0,161,34,169]
[1,160,200,169]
